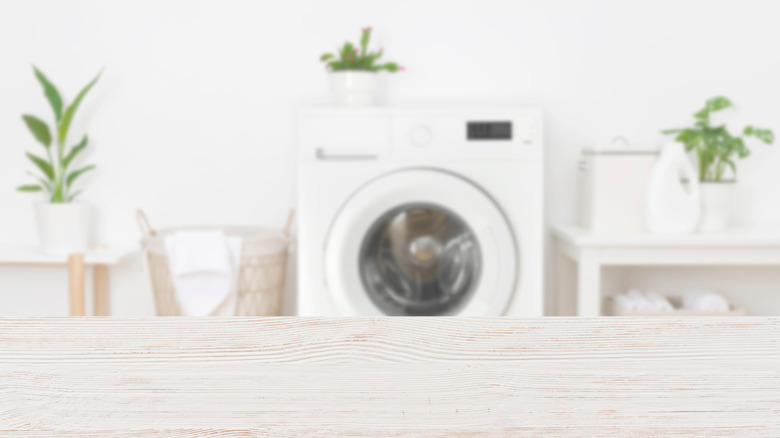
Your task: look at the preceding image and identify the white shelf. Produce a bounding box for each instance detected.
[553,224,780,248]
[0,244,138,266]
[553,224,780,316]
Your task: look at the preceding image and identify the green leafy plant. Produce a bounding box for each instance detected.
[18,66,101,203]
[320,27,404,72]
[662,96,774,182]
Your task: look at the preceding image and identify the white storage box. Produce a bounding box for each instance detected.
[578,140,658,232]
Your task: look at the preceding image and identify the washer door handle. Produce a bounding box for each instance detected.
[316,148,378,161]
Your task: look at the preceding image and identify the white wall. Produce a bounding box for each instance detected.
[2,0,780,316]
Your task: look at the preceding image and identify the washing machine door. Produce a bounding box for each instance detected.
[324,168,518,316]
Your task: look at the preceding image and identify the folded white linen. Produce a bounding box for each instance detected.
[167,230,231,275]
[165,230,243,316]
[682,291,730,312]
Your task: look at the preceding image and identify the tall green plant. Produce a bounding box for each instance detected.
[17,67,101,203]
[320,27,404,72]
[662,96,774,182]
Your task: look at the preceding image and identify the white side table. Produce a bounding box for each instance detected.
[552,225,780,316]
[0,245,137,316]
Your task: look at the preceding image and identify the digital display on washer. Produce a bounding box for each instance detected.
[467,121,512,140]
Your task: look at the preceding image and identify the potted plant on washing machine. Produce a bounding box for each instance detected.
[663,96,774,231]
[320,27,404,106]
[17,67,101,254]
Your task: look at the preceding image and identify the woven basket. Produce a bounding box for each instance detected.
[138,210,294,316]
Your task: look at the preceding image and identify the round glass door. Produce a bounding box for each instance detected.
[359,203,481,316]
[324,168,517,317]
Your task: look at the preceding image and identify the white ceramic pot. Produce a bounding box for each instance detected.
[699,182,733,232]
[329,71,378,106]
[34,202,92,255]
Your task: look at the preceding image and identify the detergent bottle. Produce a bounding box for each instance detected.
[646,142,700,233]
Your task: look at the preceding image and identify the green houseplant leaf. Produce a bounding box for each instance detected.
[732,137,749,159]
[377,62,399,72]
[63,135,88,169]
[360,27,371,53]
[58,71,101,145]
[724,158,737,178]
[26,152,54,181]
[18,68,102,203]
[663,96,774,182]
[16,184,43,192]
[68,190,83,202]
[321,27,403,73]
[745,126,775,144]
[26,171,52,193]
[66,164,96,187]
[706,96,732,112]
[22,115,51,148]
[33,67,63,122]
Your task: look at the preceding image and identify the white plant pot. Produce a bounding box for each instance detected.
[329,71,378,107]
[34,202,92,255]
[699,182,733,232]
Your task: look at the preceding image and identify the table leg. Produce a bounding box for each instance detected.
[68,254,85,316]
[93,265,109,316]
[577,254,602,317]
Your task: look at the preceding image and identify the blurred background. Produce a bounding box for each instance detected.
[2,0,780,316]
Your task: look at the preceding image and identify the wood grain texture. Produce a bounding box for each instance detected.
[0,317,778,436]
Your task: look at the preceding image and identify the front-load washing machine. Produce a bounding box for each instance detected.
[296,106,543,316]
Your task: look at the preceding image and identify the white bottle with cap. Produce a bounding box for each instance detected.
[645,142,701,233]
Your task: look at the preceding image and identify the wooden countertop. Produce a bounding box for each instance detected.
[1,317,778,436]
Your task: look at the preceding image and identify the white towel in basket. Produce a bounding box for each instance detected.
[165,230,242,316]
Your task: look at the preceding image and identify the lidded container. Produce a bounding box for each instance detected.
[578,137,658,232]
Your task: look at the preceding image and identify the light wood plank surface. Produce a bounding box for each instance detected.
[0,317,778,436]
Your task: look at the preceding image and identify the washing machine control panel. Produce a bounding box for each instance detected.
[409,125,434,147]
[299,107,541,162]
[394,112,539,160]
[467,121,512,140]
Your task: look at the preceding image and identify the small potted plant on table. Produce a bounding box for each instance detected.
[320,27,404,106]
[663,96,774,231]
[18,67,101,254]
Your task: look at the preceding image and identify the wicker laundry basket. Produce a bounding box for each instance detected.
[137,210,294,316]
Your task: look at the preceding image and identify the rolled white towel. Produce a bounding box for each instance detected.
[627,289,656,311]
[645,291,675,312]
[614,294,643,312]
[614,289,675,313]
[614,289,654,312]
[682,291,730,313]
